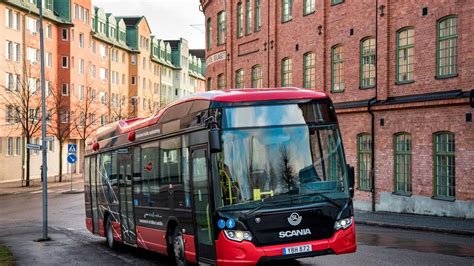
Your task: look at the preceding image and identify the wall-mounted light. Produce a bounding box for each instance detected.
[317,25,323,35]
[379,5,385,17]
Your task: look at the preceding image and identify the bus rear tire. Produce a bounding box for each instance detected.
[172,228,187,266]
[105,217,117,250]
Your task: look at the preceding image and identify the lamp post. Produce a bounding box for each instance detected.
[38,0,50,241]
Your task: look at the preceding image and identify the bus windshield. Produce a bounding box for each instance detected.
[215,104,349,211]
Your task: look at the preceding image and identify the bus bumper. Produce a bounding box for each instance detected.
[215,223,356,265]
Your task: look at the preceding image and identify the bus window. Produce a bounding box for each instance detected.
[133,147,142,203]
[141,141,159,206]
[111,152,118,203]
[98,153,114,204]
[160,137,182,185]
[181,135,191,208]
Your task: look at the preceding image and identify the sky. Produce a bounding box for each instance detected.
[93,0,205,49]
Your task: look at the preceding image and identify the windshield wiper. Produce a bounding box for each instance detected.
[299,191,342,210]
[242,195,297,219]
[221,192,343,219]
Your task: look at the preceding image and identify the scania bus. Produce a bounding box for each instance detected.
[84,88,356,265]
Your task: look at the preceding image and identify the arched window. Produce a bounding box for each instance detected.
[254,0,261,32]
[281,58,292,87]
[357,133,371,190]
[396,27,414,83]
[304,0,316,15]
[207,77,212,91]
[394,133,411,194]
[331,45,344,92]
[282,0,293,22]
[245,0,252,35]
[237,2,243,38]
[360,37,376,88]
[235,69,244,88]
[303,52,315,88]
[433,132,455,199]
[206,17,212,50]
[217,73,225,89]
[251,65,262,88]
[217,11,226,45]
[437,16,458,77]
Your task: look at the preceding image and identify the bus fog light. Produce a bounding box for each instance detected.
[224,230,253,242]
[334,217,353,231]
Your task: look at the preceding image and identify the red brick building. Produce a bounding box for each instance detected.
[200,0,474,218]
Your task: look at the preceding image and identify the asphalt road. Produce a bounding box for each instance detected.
[0,183,473,266]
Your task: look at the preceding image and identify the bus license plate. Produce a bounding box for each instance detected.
[282,244,312,255]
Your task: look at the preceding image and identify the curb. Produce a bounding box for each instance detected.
[357,220,474,237]
[0,180,84,197]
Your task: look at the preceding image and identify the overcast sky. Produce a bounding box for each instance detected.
[93,0,205,49]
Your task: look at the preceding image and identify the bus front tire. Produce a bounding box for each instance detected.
[172,228,187,266]
[105,218,117,250]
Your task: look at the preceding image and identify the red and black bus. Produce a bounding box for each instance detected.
[84,88,356,265]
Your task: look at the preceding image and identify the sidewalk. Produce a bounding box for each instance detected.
[355,210,474,236]
[0,175,83,196]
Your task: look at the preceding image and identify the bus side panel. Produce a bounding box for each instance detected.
[134,207,169,254]
[184,234,197,263]
[136,226,168,254]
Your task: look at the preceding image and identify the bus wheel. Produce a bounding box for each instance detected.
[105,217,117,250]
[172,228,187,266]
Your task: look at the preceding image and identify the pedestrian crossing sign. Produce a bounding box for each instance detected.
[68,144,77,154]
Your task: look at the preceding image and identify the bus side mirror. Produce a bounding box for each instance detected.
[347,164,355,198]
[209,128,222,153]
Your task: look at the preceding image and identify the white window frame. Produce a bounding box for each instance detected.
[62,56,69,68]
[62,28,68,41]
[62,83,69,96]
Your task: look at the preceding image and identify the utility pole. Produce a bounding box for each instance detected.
[38,0,50,241]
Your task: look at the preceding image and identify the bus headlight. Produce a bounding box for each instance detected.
[223,230,253,242]
[334,217,353,231]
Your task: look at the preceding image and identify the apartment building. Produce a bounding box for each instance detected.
[0,0,206,183]
[200,0,474,218]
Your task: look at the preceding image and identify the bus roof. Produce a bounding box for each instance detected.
[193,87,327,102]
[87,88,327,150]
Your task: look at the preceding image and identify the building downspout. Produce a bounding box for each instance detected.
[368,0,380,212]
[266,0,270,87]
[368,97,377,212]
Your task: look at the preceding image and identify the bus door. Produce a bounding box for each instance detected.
[90,156,100,234]
[117,151,137,245]
[190,146,216,263]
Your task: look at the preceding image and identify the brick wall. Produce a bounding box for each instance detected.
[201,0,474,216]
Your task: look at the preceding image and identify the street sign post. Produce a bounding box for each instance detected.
[66,148,78,193]
[26,144,42,151]
[38,0,50,242]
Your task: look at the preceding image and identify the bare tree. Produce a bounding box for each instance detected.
[0,64,45,186]
[72,85,103,151]
[145,86,161,116]
[110,87,129,121]
[279,145,297,192]
[47,82,75,182]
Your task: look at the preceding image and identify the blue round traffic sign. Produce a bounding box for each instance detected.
[67,154,77,164]
[226,219,236,229]
[217,219,226,229]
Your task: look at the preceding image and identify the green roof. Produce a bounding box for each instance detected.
[1,0,72,24]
